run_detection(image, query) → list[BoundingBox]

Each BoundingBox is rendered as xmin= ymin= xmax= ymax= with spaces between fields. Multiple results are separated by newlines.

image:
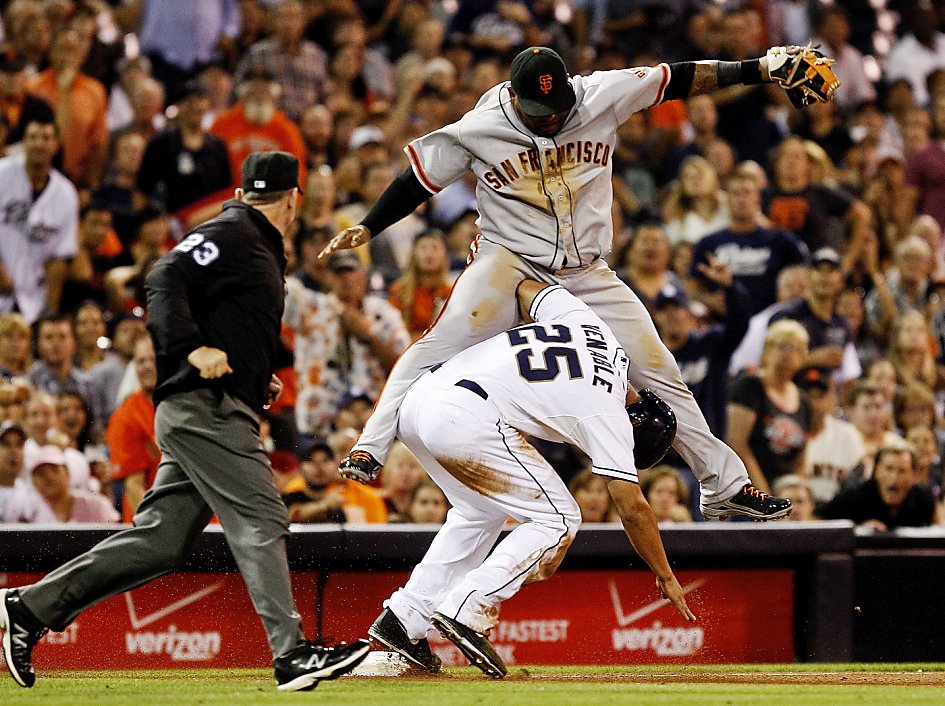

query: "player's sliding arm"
xmin=607 ymin=478 xmax=696 ymax=623
xmin=318 ymin=168 xmax=431 ymax=259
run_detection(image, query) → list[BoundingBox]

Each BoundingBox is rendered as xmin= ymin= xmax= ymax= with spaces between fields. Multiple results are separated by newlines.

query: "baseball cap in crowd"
xmin=0 ymin=420 xmax=25 ymax=442
xmin=811 ymin=247 xmax=841 ymax=269
xmin=0 ymin=50 xmax=27 ymax=73
xmin=299 ymin=440 xmax=334 ymax=462
xmin=177 ymin=78 xmax=210 ymax=102
xmin=795 ymin=367 xmax=830 ymax=392
xmin=242 ymin=63 xmax=275 ymax=83
xmin=241 ymin=151 xmax=302 ymax=194
xmin=26 ymin=445 xmax=66 ymax=474
xmin=510 ymin=47 xmax=576 ymax=117
xmin=348 ymin=125 xmax=386 ymax=151
xmin=328 ymin=251 xmax=363 ymax=272
xmin=653 ymin=284 xmax=692 ymax=310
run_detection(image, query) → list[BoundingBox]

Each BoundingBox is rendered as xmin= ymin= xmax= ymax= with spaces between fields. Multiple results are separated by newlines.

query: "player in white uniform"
xmin=0 ymin=117 xmax=78 ymax=323
xmin=366 ymin=281 xmax=695 ymax=678
xmin=322 ymin=47 xmax=794 ymax=520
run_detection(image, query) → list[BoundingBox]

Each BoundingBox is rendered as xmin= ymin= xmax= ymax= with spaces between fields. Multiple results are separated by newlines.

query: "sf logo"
xmin=539 ymin=74 xmax=553 ymax=94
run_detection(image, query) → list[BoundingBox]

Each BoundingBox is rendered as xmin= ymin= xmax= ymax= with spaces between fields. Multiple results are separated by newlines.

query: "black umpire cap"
xmin=242 ymin=151 xmax=303 ymax=194
xmin=510 ymin=47 xmax=576 ymax=117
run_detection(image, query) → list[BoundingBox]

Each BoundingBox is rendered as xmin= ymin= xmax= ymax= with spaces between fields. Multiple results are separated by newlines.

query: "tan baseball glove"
xmin=766 ymin=44 xmax=841 ymax=109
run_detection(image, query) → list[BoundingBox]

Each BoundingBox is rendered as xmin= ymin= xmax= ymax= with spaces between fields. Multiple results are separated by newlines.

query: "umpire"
xmin=0 ymin=152 xmax=369 ymax=692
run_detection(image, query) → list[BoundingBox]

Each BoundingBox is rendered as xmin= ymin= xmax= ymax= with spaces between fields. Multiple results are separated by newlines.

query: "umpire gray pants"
xmin=18 ymin=388 xmax=303 ymax=660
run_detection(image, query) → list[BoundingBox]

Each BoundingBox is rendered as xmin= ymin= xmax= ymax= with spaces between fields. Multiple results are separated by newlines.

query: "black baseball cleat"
xmin=430 ymin=612 xmax=506 ymax=679
xmin=701 ymin=484 xmax=793 ymax=521
xmin=274 ymin=638 xmax=371 ymax=692
xmin=339 ymin=450 xmax=383 ymax=484
xmin=0 ymin=588 xmax=48 ymax=688
xmin=368 ymin=608 xmax=442 ymax=673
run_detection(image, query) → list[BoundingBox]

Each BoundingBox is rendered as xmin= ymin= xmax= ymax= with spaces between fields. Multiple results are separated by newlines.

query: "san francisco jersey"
xmin=404 ymin=66 xmax=670 ymax=271
xmin=429 ymin=285 xmax=639 ymax=483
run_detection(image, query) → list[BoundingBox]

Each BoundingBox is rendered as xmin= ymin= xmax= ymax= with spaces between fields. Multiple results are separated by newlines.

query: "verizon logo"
xmin=126 ymin=625 xmax=221 ymax=661
xmin=609 ymin=578 xmax=706 ymax=657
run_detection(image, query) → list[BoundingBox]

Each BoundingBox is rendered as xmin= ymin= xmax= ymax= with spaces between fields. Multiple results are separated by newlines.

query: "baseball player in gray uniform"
xmin=321 ymin=46 xmax=801 ymax=520
xmin=369 ymin=280 xmax=696 ymax=678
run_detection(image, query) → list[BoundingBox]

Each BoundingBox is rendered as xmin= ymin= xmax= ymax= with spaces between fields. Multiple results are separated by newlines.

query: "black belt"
xmin=455 ymin=379 xmax=488 ymax=401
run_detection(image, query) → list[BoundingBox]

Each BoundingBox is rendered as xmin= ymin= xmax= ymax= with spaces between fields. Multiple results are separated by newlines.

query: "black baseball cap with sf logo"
xmin=510 ymin=47 xmax=576 ymax=117
xmin=241 ymin=151 xmax=303 ymax=194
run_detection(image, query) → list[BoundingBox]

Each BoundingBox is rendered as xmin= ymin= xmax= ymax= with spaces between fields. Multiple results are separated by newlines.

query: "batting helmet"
xmin=626 ymin=388 xmax=677 ymax=470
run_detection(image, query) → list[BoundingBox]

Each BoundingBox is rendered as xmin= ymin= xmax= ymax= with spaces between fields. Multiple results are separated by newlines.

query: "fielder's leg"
xmin=560 ymin=264 xmax=784 ymax=513
xmin=344 ymin=241 xmax=542 ymax=473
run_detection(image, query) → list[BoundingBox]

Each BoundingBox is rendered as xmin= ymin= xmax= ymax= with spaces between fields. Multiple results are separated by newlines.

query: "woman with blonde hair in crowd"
xmin=381 ymin=440 xmax=427 ymax=522
xmin=0 ymin=313 xmax=31 ymax=377
xmin=888 ymin=310 xmax=938 ymax=391
xmin=727 ymin=320 xmax=814 ymax=493
xmin=388 ymin=230 xmax=453 ymax=340
xmin=640 ymin=465 xmax=692 ymax=524
xmin=567 ymin=469 xmax=616 ymax=523
xmin=662 ymin=155 xmax=730 ymax=245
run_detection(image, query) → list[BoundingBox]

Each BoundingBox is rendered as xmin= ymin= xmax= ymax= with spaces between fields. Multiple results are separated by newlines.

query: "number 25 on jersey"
xmin=507 ymin=324 xmax=584 ymax=382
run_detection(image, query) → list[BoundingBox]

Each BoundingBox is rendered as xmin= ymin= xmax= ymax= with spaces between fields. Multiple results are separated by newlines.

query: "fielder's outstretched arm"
xmin=608 ymin=478 xmax=697 ymax=623
xmin=661 ymin=58 xmax=771 ymax=101
xmin=319 ymin=168 xmax=431 ymax=259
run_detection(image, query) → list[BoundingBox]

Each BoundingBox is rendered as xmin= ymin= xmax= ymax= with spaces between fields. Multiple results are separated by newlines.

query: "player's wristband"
xmin=717 ymin=60 xmax=763 ymax=87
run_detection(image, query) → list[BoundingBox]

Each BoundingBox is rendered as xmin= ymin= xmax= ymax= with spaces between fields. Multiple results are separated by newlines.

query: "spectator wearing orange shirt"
xmin=27 ymin=29 xmax=108 ymax=189
xmin=105 ymin=334 xmax=159 ymax=522
xmin=281 ymin=440 xmax=387 ymax=524
xmin=209 ymin=65 xmax=306 ymax=189
xmin=388 ymin=230 xmax=453 ymax=340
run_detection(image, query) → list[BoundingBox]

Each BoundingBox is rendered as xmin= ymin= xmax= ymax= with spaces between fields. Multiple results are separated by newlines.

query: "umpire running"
xmin=0 ymin=152 xmax=370 ymax=692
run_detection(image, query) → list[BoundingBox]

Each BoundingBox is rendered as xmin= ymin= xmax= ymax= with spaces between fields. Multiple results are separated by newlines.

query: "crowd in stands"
xmin=2 ymin=0 xmax=945 ymax=533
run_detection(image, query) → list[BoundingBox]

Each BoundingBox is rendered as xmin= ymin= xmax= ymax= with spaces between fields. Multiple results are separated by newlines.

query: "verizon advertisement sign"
xmin=1 ymin=571 xmax=317 ymax=669
xmin=2 ymin=568 xmax=793 ymax=669
xmin=322 ymin=568 xmax=795 ymax=665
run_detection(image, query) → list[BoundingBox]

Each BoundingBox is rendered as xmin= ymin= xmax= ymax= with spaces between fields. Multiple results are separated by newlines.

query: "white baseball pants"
xmin=356 ymin=239 xmax=748 ymax=508
xmin=386 ymin=372 xmax=581 ymax=637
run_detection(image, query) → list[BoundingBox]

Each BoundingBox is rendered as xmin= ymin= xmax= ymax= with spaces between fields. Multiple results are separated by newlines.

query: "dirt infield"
xmin=511 ymin=669 xmax=945 ymax=686
xmin=362 ymin=665 xmax=945 ymax=687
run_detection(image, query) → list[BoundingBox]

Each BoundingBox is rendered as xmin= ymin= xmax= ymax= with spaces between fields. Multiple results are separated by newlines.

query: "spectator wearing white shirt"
xmin=0 ymin=118 xmax=78 ymax=322
xmin=811 ymin=6 xmax=875 ymax=113
xmin=9 ymin=445 xmax=118 ymax=524
xmin=798 ymin=367 xmax=866 ymax=503
xmin=885 ymin=5 xmax=945 ymax=107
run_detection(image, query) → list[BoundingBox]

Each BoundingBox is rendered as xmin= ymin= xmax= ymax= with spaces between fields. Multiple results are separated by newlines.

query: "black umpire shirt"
xmin=146 ymin=199 xmax=287 ymax=413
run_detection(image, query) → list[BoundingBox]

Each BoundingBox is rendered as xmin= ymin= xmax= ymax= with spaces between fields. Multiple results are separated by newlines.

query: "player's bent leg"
xmin=384 ymin=378 xmax=507 ymax=649
xmin=414 ymin=393 xmax=580 ymax=677
xmin=345 ymin=241 xmax=538 ymax=471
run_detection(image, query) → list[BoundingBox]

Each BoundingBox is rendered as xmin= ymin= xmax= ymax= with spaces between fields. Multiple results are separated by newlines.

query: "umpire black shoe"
xmin=339 ymin=450 xmax=383 ymax=484
xmin=368 ymin=608 xmax=442 ymax=673
xmin=702 ymin=484 xmax=793 ymax=521
xmin=430 ymin=612 xmax=506 ymax=679
xmin=274 ymin=638 xmax=371 ymax=692
xmin=0 ymin=588 xmax=48 ymax=688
